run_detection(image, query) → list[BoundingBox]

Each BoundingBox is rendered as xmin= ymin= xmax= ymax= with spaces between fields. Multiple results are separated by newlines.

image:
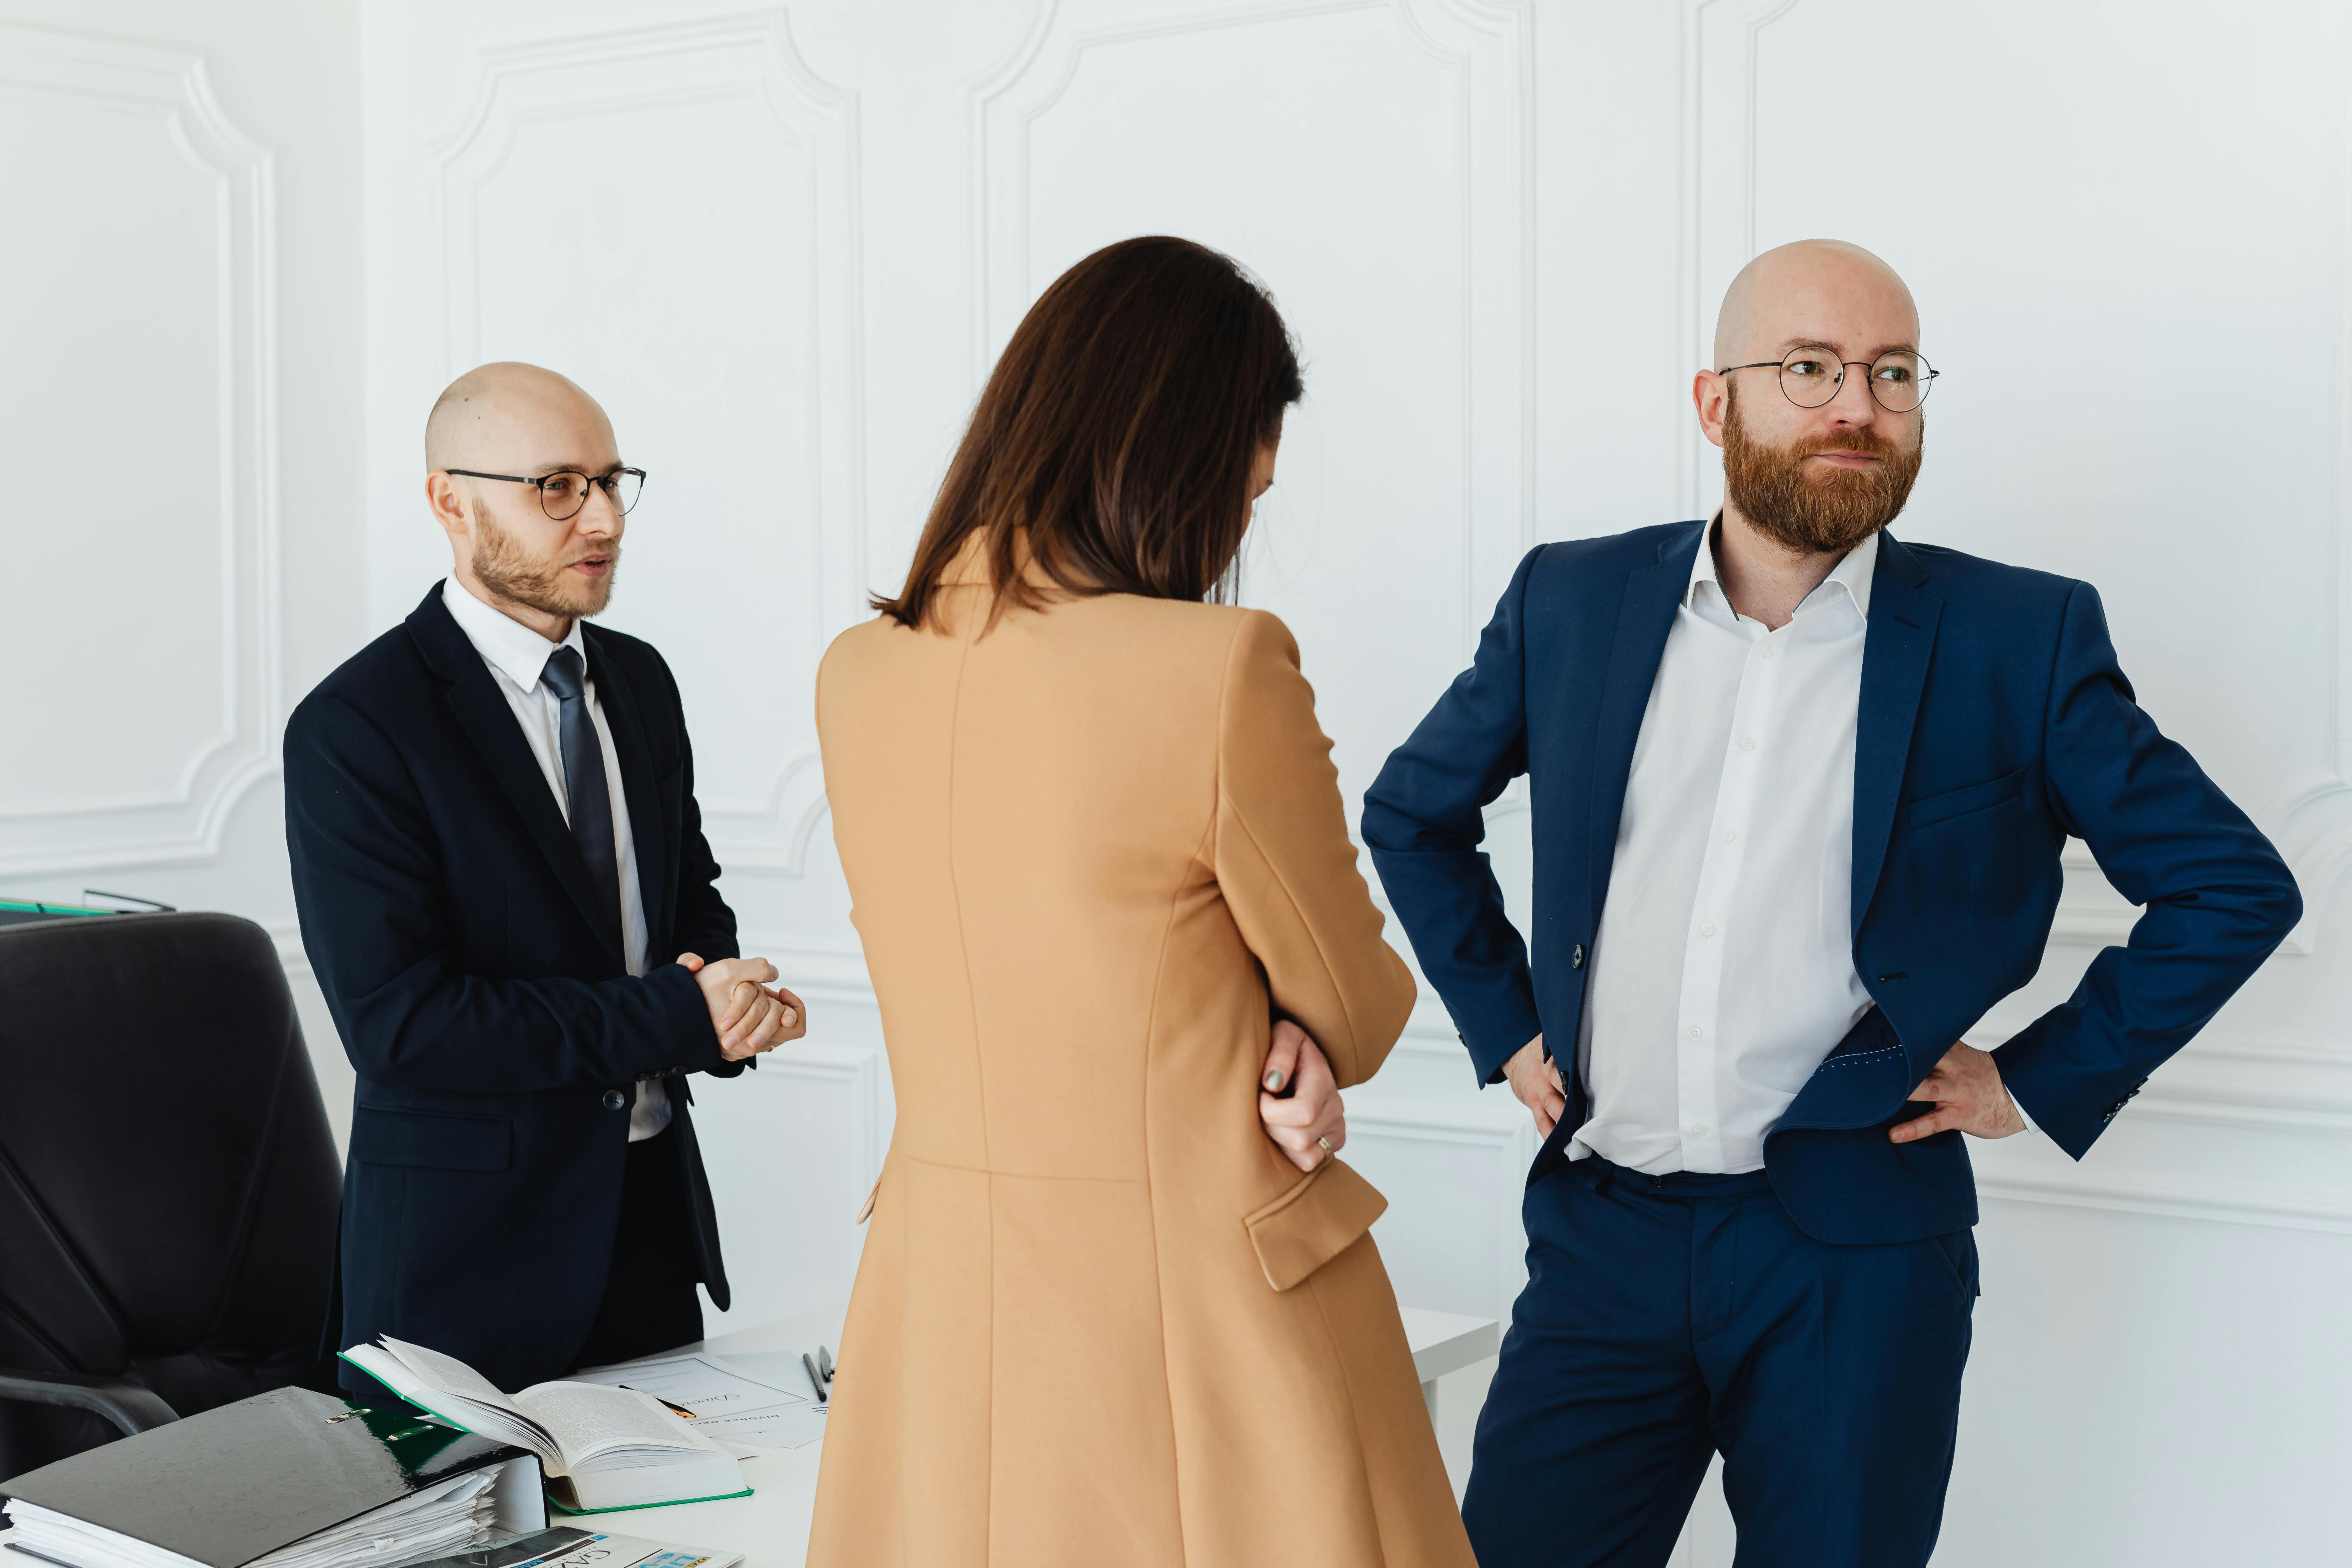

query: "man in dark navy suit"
xmin=287 ymin=362 xmax=805 ymax=1392
xmin=1365 ymin=241 xmax=2301 ymax=1566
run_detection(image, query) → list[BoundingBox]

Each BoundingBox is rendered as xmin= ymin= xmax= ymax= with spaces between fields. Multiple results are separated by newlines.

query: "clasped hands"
xmin=677 ymin=952 xmax=808 ymax=1061
xmin=1501 ymin=1035 xmax=2025 ymax=1143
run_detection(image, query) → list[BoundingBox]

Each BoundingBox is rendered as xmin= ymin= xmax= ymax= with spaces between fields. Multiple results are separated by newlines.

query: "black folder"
xmin=0 ymin=1386 xmax=542 ymax=1568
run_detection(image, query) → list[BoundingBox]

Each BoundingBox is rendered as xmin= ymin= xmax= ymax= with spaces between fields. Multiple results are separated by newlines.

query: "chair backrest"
xmin=0 ymin=912 xmax=341 ymax=1477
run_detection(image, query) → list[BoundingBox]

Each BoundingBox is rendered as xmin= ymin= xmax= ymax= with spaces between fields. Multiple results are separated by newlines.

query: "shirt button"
xmin=1700 ymin=923 xmax=1716 ymax=937
xmin=602 ymin=1088 xmax=627 ymax=1111
xmin=1688 ymin=1026 xmax=1703 ymax=1039
xmin=1758 ymin=645 xmax=1774 ymax=659
xmin=1721 ymin=829 xmax=1736 ymax=843
xmin=1689 ymin=1123 xmax=1708 ymax=1138
xmin=1738 ymin=737 xmax=1756 ymax=752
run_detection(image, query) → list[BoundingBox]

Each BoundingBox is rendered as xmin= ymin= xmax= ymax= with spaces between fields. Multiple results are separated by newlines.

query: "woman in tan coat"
xmin=807 ymin=237 xmax=1475 ymax=1568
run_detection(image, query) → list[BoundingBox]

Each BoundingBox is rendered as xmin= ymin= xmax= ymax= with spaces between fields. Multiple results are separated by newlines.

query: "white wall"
xmin=9 ymin=0 xmax=2348 ymax=1560
xmin=0 ymin=0 xmax=364 ymax=1135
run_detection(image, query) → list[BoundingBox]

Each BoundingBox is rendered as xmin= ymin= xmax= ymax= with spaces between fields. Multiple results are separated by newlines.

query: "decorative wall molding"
xmin=752 ymin=1037 xmax=889 ymax=1200
xmin=1960 ymin=1025 xmax=2352 ymax=1234
xmin=429 ymin=10 xmax=863 ymax=872
xmin=1345 ymin=1093 xmax=1537 ymax=1316
xmin=0 ymin=22 xmax=280 ymax=876
xmin=750 ymin=932 xmax=879 ymax=1009
xmin=1977 ymin=1165 xmax=2352 ymax=1237
xmin=1673 ymin=0 xmax=1802 ymax=519
xmin=965 ymin=0 xmax=1534 ymax=655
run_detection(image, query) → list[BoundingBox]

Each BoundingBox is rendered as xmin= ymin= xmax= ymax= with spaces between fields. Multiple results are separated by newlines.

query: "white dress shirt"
xmin=440 ymin=579 xmax=669 ymax=1141
xmin=1570 ymin=527 xmax=1882 ymax=1174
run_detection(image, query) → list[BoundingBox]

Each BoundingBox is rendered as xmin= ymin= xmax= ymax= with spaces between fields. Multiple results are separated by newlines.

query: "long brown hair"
xmin=874 ymin=236 xmax=1303 ymax=629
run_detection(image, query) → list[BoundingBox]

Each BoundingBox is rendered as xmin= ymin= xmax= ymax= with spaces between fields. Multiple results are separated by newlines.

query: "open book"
xmin=340 ymin=1337 xmax=749 ymax=1514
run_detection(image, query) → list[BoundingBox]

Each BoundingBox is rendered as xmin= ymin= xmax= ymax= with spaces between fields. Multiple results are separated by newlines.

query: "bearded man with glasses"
xmin=1366 ymin=240 xmax=2299 ymax=1566
xmin=286 ymin=360 xmax=806 ymax=1395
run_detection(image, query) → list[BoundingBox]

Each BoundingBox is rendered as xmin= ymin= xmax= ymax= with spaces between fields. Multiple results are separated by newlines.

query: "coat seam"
xmin=938 ymin=624 xmax=996 ymax=1561
xmin=1138 ymin=809 xmax=1216 ymax=1565
xmin=1304 ymin=1258 xmax=1390 ymax=1568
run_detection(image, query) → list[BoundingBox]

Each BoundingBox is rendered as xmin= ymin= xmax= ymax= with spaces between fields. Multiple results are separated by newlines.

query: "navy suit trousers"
xmin=1464 ymin=1157 xmax=1976 ymax=1568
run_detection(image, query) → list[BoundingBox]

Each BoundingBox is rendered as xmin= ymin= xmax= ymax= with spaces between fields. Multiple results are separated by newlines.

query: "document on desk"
xmin=567 ymin=1352 xmax=828 ymax=1450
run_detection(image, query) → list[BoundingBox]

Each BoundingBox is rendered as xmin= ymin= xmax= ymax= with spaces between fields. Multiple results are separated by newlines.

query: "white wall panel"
xmin=0 ymin=0 xmax=364 ymax=1153
xmin=979 ymin=0 xmax=1531 ymax=804
xmin=0 ymin=23 xmax=278 ymax=874
xmin=431 ymin=13 xmax=862 ymax=872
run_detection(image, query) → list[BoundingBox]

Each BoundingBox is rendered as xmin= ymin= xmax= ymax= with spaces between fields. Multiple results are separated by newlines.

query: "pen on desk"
xmin=803 ymin=1351 xmax=831 ymax=1405
xmin=620 ymin=1385 xmax=698 ymax=1419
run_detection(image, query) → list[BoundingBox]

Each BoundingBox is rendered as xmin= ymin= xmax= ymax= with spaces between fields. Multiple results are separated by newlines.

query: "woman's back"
xmin=808 ymin=547 xmax=1474 ymax=1566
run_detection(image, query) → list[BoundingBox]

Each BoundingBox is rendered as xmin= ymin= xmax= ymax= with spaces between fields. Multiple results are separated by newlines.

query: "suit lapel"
xmin=586 ymin=628 xmax=670 ymax=959
xmin=1586 ymin=523 xmax=1707 ymax=926
xmin=1849 ymin=532 xmax=1943 ymax=937
xmin=406 ymin=587 xmax=623 ymax=969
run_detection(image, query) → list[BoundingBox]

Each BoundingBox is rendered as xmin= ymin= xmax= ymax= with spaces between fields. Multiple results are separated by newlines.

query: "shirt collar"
xmin=440 ymin=576 xmax=584 ymax=694
xmin=1687 ymin=518 xmax=1879 ymax=623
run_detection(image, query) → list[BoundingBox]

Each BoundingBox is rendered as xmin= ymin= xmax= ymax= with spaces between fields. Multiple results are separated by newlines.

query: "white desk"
xmin=635 ymin=1303 xmax=1497 ymax=1567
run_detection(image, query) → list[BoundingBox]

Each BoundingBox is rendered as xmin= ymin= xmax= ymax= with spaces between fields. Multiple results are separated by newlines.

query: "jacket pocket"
xmin=1908 ymin=766 xmax=2025 ymax=830
xmin=349 ymin=1107 xmax=512 ymax=1172
xmin=1242 ymin=1158 xmax=1389 ymax=1292
xmin=1927 ymin=1226 xmax=1981 ymax=1300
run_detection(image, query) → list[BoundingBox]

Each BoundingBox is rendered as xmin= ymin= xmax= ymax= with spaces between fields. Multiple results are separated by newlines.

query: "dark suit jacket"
xmin=1364 ymin=524 xmax=2302 ymax=1244
xmin=287 ymin=584 xmax=744 ymax=1389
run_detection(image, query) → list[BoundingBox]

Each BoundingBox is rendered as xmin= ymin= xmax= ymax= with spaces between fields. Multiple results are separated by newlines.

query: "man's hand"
xmin=1503 ymin=1035 xmax=1567 ymax=1138
xmin=1259 ymin=1019 xmax=1346 ymax=1173
xmin=1891 ymin=1042 xmax=2026 ymax=1144
xmin=678 ymin=953 xmax=804 ymax=1060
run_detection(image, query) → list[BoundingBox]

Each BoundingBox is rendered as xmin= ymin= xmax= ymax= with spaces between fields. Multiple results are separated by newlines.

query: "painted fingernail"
xmin=1265 ymin=1071 xmax=1285 ymax=1091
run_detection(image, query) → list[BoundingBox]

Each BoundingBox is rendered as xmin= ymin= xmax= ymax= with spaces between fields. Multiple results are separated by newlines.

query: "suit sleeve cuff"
xmin=1465 ymin=997 xmax=1546 ymax=1087
xmin=649 ymin=961 xmax=728 ymax=1073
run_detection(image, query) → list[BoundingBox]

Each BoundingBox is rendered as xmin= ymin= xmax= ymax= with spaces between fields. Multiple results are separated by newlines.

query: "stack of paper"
xmin=566 ymin=1352 xmax=827 ymax=1451
xmin=6 ymin=1470 xmax=497 ymax=1568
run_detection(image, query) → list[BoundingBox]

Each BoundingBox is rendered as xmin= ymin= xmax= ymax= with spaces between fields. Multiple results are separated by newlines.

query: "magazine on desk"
xmin=407 ymin=1527 xmax=738 ymax=1568
xmin=338 ymin=1339 xmax=749 ymax=1514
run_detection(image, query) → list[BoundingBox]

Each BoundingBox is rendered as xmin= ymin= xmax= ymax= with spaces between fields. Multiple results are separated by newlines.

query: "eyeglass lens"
xmin=537 ymin=470 xmax=644 ymax=520
xmin=1778 ymin=350 xmax=1930 ymax=413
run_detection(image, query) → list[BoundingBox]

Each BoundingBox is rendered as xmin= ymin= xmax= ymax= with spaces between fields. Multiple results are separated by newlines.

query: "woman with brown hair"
xmin=806 ymin=236 xmax=1474 ymax=1567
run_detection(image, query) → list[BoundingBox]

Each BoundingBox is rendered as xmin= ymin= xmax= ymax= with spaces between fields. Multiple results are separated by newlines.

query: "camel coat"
xmin=805 ymin=541 xmax=1475 ymax=1567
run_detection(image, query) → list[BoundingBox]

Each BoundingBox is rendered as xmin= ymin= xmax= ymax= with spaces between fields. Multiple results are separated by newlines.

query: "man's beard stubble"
xmin=1721 ymin=388 xmax=1923 ymax=557
xmin=472 ymin=507 xmax=617 ymax=621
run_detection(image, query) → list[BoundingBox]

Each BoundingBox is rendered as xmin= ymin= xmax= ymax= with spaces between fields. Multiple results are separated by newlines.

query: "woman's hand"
xmin=1259 ymin=1019 xmax=1345 ymax=1172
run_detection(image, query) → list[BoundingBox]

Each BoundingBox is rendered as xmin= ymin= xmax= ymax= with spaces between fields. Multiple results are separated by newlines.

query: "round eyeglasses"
xmin=446 ymin=467 xmax=646 ymax=521
xmin=1719 ymin=349 xmax=1937 ymax=414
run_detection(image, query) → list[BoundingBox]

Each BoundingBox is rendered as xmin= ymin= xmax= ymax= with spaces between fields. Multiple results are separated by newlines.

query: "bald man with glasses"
xmin=1367 ymin=242 xmax=2300 ymax=1565
xmin=287 ymin=361 xmax=806 ymax=1393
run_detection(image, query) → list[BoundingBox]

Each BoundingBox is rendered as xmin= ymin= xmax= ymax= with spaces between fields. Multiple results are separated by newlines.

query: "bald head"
xmin=1713 ymin=239 xmax=1917 ymax=370
xmin=424 ymin=362 xmax=629 ymax=637
xmin=425 ymin=361 xmax=615 ymax=472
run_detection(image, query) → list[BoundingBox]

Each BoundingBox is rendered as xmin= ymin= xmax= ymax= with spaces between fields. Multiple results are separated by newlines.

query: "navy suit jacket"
xmin=1365 ymin=523 xmax=2302 ymax=1244
xmin=287 ymin=585 xmax=744 ymax=1389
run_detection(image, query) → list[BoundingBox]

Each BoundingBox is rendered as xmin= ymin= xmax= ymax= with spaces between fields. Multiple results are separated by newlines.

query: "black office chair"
xmin=0 ymin=911 xmax=342 ymax=1479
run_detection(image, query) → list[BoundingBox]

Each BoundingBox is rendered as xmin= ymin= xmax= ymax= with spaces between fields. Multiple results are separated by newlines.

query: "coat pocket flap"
xmin=349 ymin=1107 xmax=511 ymax=1171
xmin=1242 ymin=1158 xmax=1389 ymax=1292
xmin=1907 ymin=765 xmax=2025 ymax=829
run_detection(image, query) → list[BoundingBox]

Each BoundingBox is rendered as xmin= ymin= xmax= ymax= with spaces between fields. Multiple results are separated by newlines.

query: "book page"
xmin=511 ymin=1384 xmax=716 ymax=1467
xmin=379 ymin=1336 xmax=526 ymax=1413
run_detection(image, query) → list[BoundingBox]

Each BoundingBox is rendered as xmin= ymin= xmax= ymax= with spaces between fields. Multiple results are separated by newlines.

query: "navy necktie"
xmin=539 ymin=646 xmax=623 ymax=955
